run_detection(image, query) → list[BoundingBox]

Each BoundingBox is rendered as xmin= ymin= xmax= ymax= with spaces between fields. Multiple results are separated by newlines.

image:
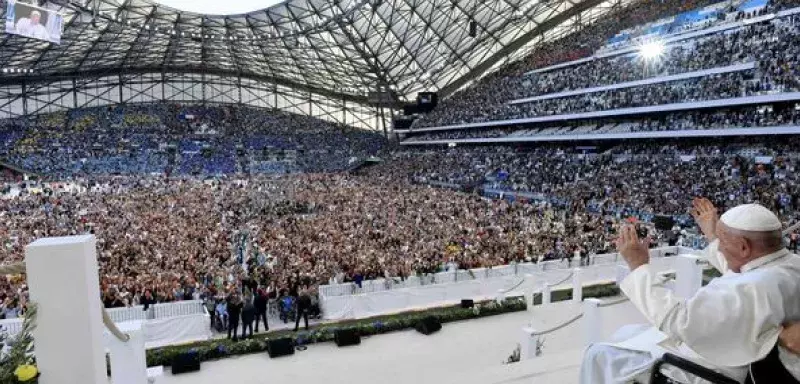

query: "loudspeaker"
xmin=415 ymin=316 xmax=442 ymax=335
xmin=171 ymin=351 xmax=200 ymax=374
xmin=403 ymin=104 xmax=420 ymax=115
xmin=334 ymin=328 xmax=361 ymax=347
xmin=461 ymin=299 xmax=474 ymax=308
xmin=266 ymin=337 xmax=295 ymax=358
xmin=653 ymin=215 xmax=675 ymax=231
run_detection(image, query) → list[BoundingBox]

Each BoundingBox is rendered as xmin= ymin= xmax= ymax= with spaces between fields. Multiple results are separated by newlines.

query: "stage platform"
xmin=159 ymin=297 xmax=646 ymax=384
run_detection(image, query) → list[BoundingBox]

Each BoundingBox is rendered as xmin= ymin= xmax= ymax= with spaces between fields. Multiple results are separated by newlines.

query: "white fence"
xmin=103 ymin=299 xmax=206 ymax=322
xmin=320 ymin=247 xmax=677 ymax=298
xmin=2 ymin=300 xmax=210 ymax=349
xmin=320 ymin=247 xmax=686 ymax=320
xmin=0 ymin=318 xmax=23 ymax=335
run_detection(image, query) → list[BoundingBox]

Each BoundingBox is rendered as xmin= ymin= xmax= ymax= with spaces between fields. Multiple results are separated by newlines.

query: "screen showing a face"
xmin=5 ymin=0 xmax=63 ymax=44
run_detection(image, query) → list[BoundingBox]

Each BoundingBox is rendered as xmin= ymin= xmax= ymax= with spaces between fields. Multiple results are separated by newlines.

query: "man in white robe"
xmin=581 ymin=198 xmax=800 ymax=383
xmin=15 ymin=10 xmax=50 ymax=41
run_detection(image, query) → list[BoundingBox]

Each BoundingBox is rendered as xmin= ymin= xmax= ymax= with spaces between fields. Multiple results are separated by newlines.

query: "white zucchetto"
xmin=719 ymin=204 xmax=782 ymax=232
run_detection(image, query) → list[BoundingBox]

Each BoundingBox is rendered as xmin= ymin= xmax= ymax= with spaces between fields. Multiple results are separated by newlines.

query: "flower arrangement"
xmin=0 ymin=304 xmax=39 ymax=383
xmin=535 ymin=338 xmax=545 ymax=357
xmin=504 ymin=344 xmax=521 ymax=364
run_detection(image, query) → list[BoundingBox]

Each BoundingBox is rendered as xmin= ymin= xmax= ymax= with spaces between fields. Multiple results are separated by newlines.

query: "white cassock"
xmin=15 ymin=18 xmax=50 ymax=41
xmin=581 ymin=207 xmax=800 ymax=383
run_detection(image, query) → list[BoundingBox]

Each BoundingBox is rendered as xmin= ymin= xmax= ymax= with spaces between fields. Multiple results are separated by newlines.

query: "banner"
xmin=755 ymin=156 xmax=774 ymax=164
xmin=5 ymin=0 xmax=63 ymax=44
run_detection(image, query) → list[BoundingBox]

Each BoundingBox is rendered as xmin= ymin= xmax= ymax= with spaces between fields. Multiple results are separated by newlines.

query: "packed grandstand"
xmin=0 ymin=0 xmax=800 ymax=377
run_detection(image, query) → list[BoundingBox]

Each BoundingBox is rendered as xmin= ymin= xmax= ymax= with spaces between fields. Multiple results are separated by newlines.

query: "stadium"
xmin=1 ymin=0 xmax=800 ymax=383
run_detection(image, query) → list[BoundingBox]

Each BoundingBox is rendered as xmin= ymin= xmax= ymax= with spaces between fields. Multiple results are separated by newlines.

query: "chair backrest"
xmin=651 ymin=353 xmax=739 ymax=384
xmin=746 ymin=345 xmax=800 ymax=384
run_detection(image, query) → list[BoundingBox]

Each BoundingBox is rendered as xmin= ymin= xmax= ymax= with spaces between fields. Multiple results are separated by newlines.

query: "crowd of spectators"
xmin=512 ymin=18 xmax=798 ymax=100
xmin=0 ymin=104 xmax=386 ymax=178
xmin=413 ymin=0 xmax=800 ymax=128
xmin=382 ymin=138 xmax=800 ymax=220
xmin=403 ymin=103 xmax=800 ymax=142
xmin=5 ymin=0 xmax=800 ymax=327
xmin=1 ymin=135 xmax=800 ymax=320
xmin=0 ymin=172 xmax=611 ymax=318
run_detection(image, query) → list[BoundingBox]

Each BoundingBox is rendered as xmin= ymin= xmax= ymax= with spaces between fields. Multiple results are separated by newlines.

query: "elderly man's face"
xmin=30 ymin=13 xmax=41 ymax=25
xmin=715 ymin=222 xmax=751 ymax=273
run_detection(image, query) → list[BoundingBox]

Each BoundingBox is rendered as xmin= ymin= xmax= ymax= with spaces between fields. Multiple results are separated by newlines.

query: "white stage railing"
xmin=0 ymin=318 xmax=23 ymax=335
xmin=2 ymin=300 xmax=210 ymax=349
xmin=153 ymin=300 xmax=205 ymax=319
xmin=320 ymin=247 xmax=678 ymax=298
xmin=107 ymin=306 xmax=149 ymax=323
xmin=519 ymin=253 xmax=707 ymax=361
xmin=320 ymin=247 xmax=689 ymax=321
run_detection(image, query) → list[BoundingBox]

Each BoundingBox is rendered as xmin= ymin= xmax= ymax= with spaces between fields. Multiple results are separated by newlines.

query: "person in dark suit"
xmin=293 ymin=284 xmax=312 ymax=332
xmin=141 ymin=289 xmax=156 ymax=312
xmin=227 ymin=293 xmax=243 ymax=341
xmin=254 ymin=288 xmax=269 ymax=332
xmin=240 ymin=290 xmax=255 ymax=339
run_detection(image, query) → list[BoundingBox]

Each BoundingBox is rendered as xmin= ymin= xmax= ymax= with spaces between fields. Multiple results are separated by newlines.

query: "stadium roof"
xmin=0 ymin=0 xmax=615 ymax=104
xmin=153 ymin=1 xmax=286 ymax=16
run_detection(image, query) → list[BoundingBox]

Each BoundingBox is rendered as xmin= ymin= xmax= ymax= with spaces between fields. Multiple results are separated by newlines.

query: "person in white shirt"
xmin=14 ymin=10 xmax=50 ymax=41
xmin=581 ymin=198 xmax=800 ymax=383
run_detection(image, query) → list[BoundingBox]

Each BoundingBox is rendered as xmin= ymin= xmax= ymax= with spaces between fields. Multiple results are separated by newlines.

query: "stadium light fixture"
xmin=639 ymin=41 xmax=665 ymax=60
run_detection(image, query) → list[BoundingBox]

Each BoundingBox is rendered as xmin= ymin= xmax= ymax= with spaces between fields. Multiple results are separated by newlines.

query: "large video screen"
xmin=5 ymin=1 xmax=64 ymax=44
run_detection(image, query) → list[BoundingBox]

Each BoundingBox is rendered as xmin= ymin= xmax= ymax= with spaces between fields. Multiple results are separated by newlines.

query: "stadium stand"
xmin=409 ymin=0 xmax=800 ymax=131
xmin=0 ymin=104 xmax=386 ymax=177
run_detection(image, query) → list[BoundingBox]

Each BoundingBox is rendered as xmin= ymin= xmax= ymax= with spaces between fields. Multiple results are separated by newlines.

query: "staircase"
xmin=237 ymin=151 xmax=250 ymax=175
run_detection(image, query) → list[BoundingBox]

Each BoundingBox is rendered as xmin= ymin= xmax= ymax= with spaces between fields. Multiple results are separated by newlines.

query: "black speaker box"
xmin=266 ymin=337 xmax=295 ymax=358
xmin=171 ymin=351 xmax=201 ymax=374
xmin=415 ymin=316 xmax=442 ymax=335
xmin=653 ymin=215 xmax=675 ymax=231
xmin=461 ymin=299 xmax=474 ymax=308
xmin=334 ymin=328 xmax=361 ymax=347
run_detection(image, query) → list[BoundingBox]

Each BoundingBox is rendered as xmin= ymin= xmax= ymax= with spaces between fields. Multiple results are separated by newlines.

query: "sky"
xmin=153 ymin=0 xmax=284 ymax=15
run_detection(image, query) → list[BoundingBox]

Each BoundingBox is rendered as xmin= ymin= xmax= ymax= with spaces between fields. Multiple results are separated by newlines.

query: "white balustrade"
xmin=524 ymin=274 xmax=535 ymax=310
xmin=616 ymin=265 xmax=630 ymax=285
xmin=572 ymin=268 xmax=583 ymax=303
xmin=520 ymin=326 xmax=539 ymax=360
xmin=319 ymin=246 xmax=682 ymax=298
xmin=542 ymin=285 xmax=551 ymax=305
xmin=579 ymin=254 xmax=707 ymax=347
xmin=153 ymin=300 xmax=204 ymax=319
xmin=107 ymin=321 xmax=148 ymax=384
xmin=107 ymin=306 xmax=148 ymax=323
xmin=582 ymin=298 xmax=603 ymax=347
xmin=675 ymin=255 xmax=703 ymax=299
xmin=517 ymin=262 xmax=543 ymax=275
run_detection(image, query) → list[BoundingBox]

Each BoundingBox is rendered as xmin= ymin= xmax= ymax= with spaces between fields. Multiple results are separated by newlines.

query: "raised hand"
xmin=691 ymin=197 xmax=719 ymax=242
xmin=616 ymin=225 xmax=650 ymax=270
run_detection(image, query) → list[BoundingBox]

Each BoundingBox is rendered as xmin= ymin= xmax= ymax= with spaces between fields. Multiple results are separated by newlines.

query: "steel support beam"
xmin=438 ymin=0 xmax=607 ymax=98
xmin=0 ymin=67 xmax=370 ymax=104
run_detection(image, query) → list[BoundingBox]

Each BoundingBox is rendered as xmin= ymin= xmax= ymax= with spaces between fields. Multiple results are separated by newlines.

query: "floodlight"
xmin=639 ymin=41 xmax=665 ymax=59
